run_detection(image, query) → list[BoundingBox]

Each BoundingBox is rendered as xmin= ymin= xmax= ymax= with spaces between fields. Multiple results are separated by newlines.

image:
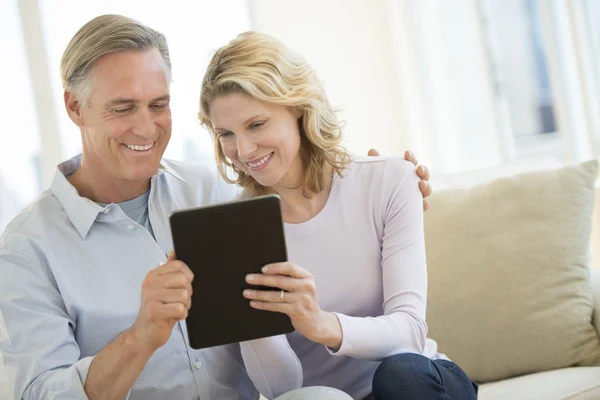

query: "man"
xmin=0 ymin=14 xmax=432 ymax=400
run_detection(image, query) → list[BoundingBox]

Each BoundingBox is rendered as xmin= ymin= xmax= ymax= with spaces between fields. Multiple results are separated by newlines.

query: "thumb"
xmin=167 ymin=251 xmax=176 ymax=261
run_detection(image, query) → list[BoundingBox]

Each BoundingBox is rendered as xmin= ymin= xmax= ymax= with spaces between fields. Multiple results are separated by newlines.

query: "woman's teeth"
xmin=247 ymin=153 xmax=272 ymax=168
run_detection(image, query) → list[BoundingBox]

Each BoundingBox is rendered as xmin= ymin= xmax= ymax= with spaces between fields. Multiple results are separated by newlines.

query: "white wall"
xmin=248 ymin=0 xmax=407 ymax=157
xmin=247 ymin=0 xmax=504 ymax=174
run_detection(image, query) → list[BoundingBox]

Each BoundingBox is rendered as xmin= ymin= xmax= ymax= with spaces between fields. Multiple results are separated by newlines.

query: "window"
xmin=39 ymin=0 xmax=252 ymax=163
xmin=480 ymin=0 xmax=560 ymax=159
xmin=586 ymin=0 xmax=600 ymax=67
xmin=0 ymin=1 xmax=43 ymax=230
xmin=1 ymin=1 xmax=251 ymax=230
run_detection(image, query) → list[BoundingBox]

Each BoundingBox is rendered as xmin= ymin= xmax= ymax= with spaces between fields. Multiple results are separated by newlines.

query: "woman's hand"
xmin=244 ymin=262 xmax=343 ymax=350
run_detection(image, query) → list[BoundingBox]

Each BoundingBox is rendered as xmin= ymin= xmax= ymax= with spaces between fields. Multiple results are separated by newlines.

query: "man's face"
xmin=70 ymin=48 xmax=172 ymax=184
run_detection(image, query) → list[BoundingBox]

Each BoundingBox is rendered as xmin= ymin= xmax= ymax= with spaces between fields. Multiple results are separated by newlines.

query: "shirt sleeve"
xmin=329 ymin=157 xmax=428 ymax=360
xmin=216 ymin=177 xmax=239 ymax=203
xmin=0 ymin=244 xmax=130 ymax=400
xmin=240 ymin=335 xmax=303 ymax=399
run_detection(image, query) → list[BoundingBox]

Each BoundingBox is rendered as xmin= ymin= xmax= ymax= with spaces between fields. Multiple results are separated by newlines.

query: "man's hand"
xmin=130 ymin=251 xmax=194 ymax=351
xmin=368 ymin=148 xmax=432 ymax=211
xmin=85 ymin=251 xmax=193 ymax=400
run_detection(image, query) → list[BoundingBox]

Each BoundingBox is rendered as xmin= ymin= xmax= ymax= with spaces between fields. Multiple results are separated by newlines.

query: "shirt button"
xmin=194 ymin=360 xmax=202 ymax=369
xmin=127 ymin=224 xmax=134 ymax=230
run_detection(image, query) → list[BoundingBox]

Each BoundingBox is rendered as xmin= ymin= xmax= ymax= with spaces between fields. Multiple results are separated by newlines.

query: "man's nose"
xmin=132 ymin=108 xmax=155 ymax=139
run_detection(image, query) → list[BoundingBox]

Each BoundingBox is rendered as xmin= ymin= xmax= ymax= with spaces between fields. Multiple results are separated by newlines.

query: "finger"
xmin=156 ymin=302 xmax=189 ymax=321
xmin=162 ymin=272 xmax=193 ymax=291
xmin=423 ymin=199 xmax=429 ymax=212
xmin=157 ymin=260 xmax=186 ymax=275
xmin=404 ymin=150 xmax=418 ymax=166
xmin=244 ymin=289 xmax=291 ymax=303
xmin=160 ymin=288 xmax=192 ymax=309
xmin=246 ymin=273 xmax=299 ymax=291
xmin=249 ymin=300 xmax=292 ymax=314
xmin=158 ymin=260 xmax=194 ymax=282
xmin=167 ymin=251 xmax=176 ymax=262
xmin=416 ymin=165 xmax=430 ymax=181
xmin=419 ymin=180 xmax=432 ymax=198
xmin=262 ymin=262 xmax=312 ymax=279
xmin=367 ymin=148 xmax=380 ymax=157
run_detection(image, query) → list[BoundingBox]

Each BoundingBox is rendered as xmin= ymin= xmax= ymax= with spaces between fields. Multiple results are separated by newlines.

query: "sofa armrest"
xmin=592 ymin=268 xmax=600 ymax=336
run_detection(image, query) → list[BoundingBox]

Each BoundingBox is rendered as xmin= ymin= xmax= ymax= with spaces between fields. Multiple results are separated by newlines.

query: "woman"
xmin=198 ymin=32 xmax=478 ymax=400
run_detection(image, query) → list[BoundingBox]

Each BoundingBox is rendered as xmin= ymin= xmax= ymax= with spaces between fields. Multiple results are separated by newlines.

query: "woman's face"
xmin=210 ymin=92 xmax=304 ymax=189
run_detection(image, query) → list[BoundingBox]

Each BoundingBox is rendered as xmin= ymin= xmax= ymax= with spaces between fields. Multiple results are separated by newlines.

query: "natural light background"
xmin=1 ymin=0 xmax=599 ymax=231
xmin=39 ymin=0 xmax=251 ymax=162
xmin=1 ymin=1 xmax=600 ymax=398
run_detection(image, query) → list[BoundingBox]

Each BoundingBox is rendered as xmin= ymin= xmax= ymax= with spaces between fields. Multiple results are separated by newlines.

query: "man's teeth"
xmin=125 ymin=143 xmax=154 ymax=151
xmin=247 ymin=153 xmax=272 ymax=168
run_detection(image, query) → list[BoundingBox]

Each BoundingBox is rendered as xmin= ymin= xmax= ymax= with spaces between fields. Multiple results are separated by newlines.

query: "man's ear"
xmin=64 ymin=90 xmax=84 ymax=126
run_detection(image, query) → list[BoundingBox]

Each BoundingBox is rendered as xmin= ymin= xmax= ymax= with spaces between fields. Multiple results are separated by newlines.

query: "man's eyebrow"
xmin=104 ymin=98 xmax=138 ymax=108
xmin=104 ymin=95 xmax=170 ymax=108
xmin=150 ymin=95 xmax=170 ymax=103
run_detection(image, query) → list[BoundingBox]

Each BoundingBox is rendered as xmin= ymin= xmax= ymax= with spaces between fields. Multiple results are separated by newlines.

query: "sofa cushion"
xmin=479 ymin=367 xmax=600 ymax=400
xmin=424 ymin=160 xmax=600 ymax=383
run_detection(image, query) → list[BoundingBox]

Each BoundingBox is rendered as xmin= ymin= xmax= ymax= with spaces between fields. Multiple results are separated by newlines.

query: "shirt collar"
xmin=156 ymin=160 xmax=186 ymax=183
xmin=51 ymin=154 xmax=186 ymax=239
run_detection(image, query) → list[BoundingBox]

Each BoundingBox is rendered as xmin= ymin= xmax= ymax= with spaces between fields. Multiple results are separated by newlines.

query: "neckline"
xmin=283 ymin=171 xmax=341 ymax=235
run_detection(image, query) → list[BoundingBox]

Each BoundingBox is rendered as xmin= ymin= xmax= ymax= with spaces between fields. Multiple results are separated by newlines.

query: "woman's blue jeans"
xmin=372 ymin=353 xmax=478 ymax=400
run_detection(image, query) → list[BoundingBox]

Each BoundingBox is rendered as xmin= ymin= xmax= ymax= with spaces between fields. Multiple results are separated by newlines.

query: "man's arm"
xmin=0 ymin=245 xmax=93 ymax=399
xmin=84 ymin=252 xmax=193 ymax=400
xmin=0 ymin=246 xmax=192 ymax=400
xmin=83 ymin=329 xmax=154 ymax=400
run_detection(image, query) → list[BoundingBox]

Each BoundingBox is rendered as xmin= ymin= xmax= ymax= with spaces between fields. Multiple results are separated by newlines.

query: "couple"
xmin=0 ymin=14 xmax=477 ymax=400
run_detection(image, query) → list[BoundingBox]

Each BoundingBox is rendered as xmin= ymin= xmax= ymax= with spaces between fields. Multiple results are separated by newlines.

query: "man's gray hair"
xmin=60 ymin=14 xmax=172 ymax=103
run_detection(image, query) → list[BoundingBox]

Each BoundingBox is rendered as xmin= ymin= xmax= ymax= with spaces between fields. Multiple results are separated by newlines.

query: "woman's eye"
xmin=218 ymin=131 xmax=233 ymax=138
xmin=249 ymin=122 xmax=265 ymax=130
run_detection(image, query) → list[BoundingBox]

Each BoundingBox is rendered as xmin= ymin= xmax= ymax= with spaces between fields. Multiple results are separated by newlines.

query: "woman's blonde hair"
xmin=198 ymin=31 xmax=351 ymax=197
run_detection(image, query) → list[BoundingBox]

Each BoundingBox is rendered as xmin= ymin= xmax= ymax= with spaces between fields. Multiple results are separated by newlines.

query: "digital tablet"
xmin=169 ymin=194 xmax=294 ymax=349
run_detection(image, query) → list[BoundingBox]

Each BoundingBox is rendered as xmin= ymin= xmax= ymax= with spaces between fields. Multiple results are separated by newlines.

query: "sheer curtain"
xmin=248 ymin=0 xmax=600 ymax=176
xmin=39 ymin=0 xmax=252 ymax=163
xmin=0 ymin=1 xmax=43 ymax=231
xmin=0 ymin=0 xmax=252 ymax=231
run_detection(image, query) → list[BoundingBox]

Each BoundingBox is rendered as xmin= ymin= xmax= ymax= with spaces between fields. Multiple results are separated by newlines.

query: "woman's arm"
xmin=330 ymin=157 xmax=428 ymax=360
xmin=239 ymin=335 xmax=303 ymax=399
xmin=244 ymin=157 xmax=428 ymax=361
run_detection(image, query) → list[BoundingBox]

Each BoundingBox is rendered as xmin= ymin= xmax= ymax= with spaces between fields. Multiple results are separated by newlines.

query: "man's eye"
xmin=113 ymin=108 xmax=133 ymax=114
xmin=151 ymin=104 xmax=168 ymax=110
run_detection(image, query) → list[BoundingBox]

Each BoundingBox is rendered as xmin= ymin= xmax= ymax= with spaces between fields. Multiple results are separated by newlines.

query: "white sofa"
xmin=426 ymin=159 xmax=600 ymax=400
xmin=3 ymin=160 xmax=599 ymax=400
xmin=477 ymin=269 xmax=600 ymax=400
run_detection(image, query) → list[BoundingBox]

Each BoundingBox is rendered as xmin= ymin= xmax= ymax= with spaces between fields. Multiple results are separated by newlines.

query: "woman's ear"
xmin=292 ymin=107 xmax=303 ymax=119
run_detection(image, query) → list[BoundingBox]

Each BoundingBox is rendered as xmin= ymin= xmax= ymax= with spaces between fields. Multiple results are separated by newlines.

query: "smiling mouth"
xmin=124 ymin=142 xmax=155 ymax=151
xmin=246 ymin=152 xmax=273 ymax=168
